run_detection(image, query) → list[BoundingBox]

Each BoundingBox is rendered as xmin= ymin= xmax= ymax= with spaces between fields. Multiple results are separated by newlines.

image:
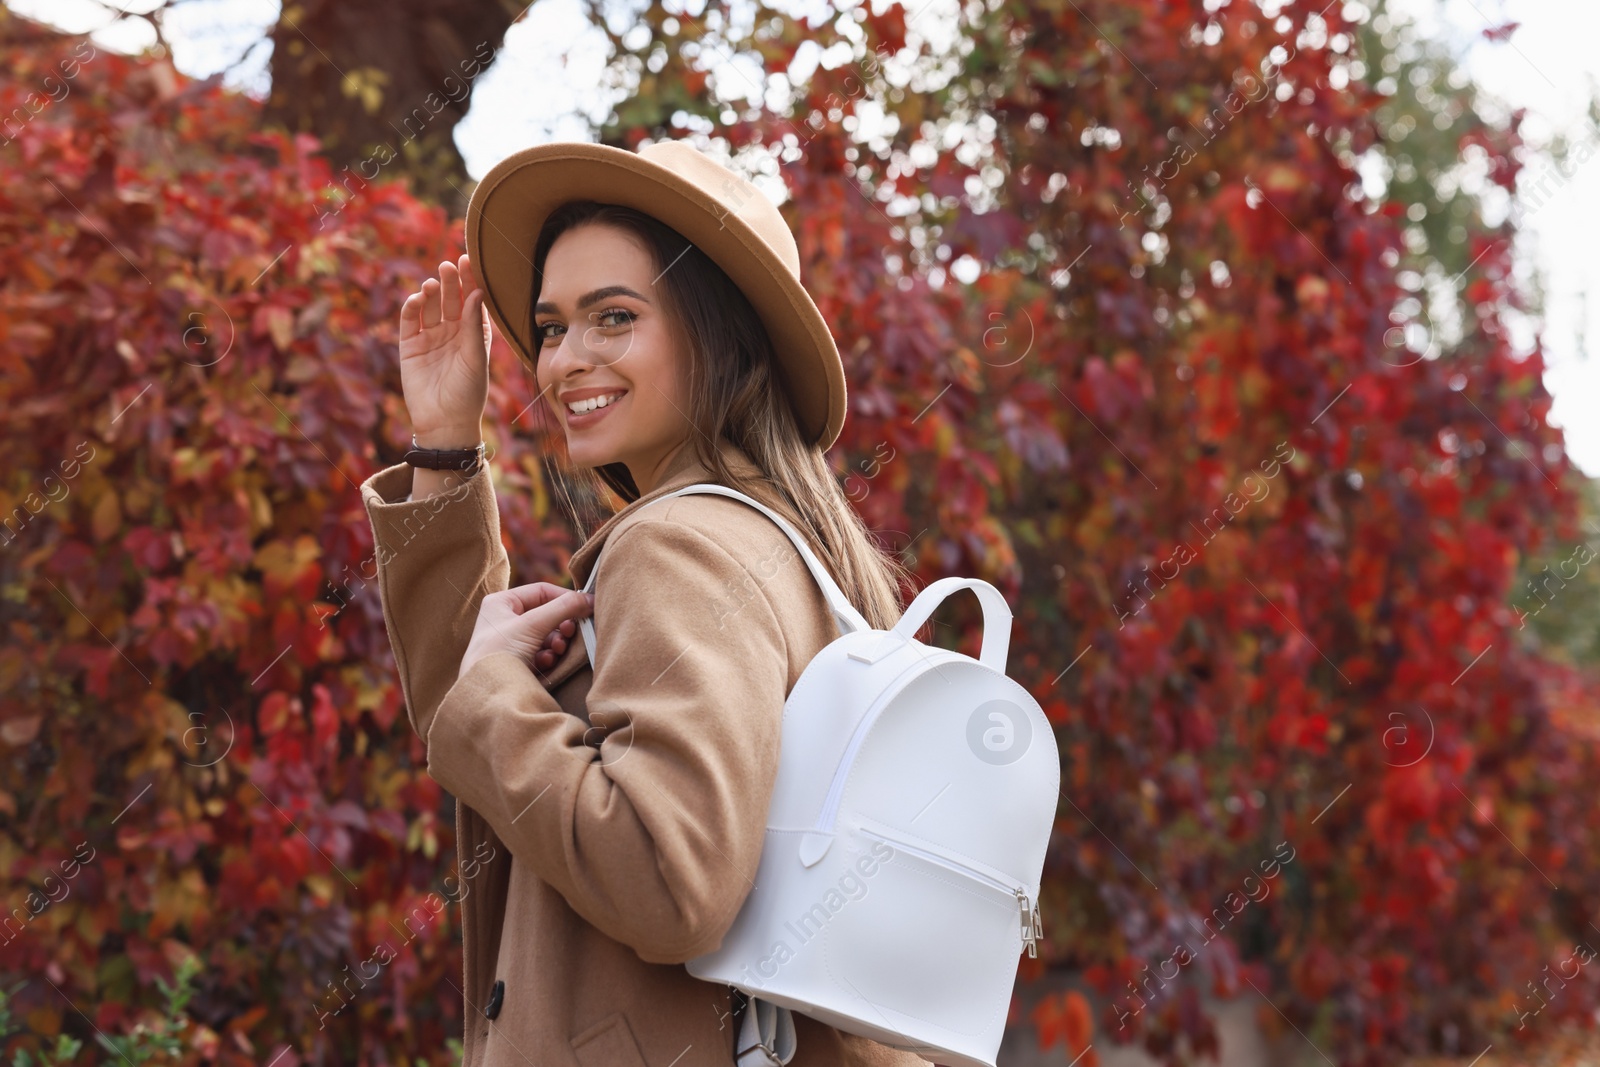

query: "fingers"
xmin=509 ymin=592 xmax=589 ymax=665
xmin=456 ymin=255 xmax=491 ymax=350
xmin=420 ymin=258 xmax=458 ymax=332
xmin=440 ymin=260 xmax=462 ymax=322
xmin=535 ymin=637 xmax=564 ymax=670
xmin=419 ymin=277 xmax=441 ymax=330
xmin=399 ymin=291 xmax=421 ymax=340
xmin=498 ymin=582 xmax=595 ymax=616
xmin=535 ymin=619 xmax=575 ymax=667
xmin=479 ymin=587 xmax=587 ymax=674
xmin=520 ymin=593 xmax=591 ymax=647
xmin=534 ymin=617 xmax=578 ymax=670
xmin=495 ymin=582 xmax=563 ymax=613
xmin=402 ymin=256 xmax=478 ymax=341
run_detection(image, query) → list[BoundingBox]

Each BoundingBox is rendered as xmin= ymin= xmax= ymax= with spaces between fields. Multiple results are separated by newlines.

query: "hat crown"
xmin=638 ymin=141 xmax=801 ymax=279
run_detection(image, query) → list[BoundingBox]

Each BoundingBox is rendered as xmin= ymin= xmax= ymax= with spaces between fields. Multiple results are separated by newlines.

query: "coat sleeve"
xmin=423 ymin=517 xmax=790 ymax=965
xmin=359 ymin=460 xmax=510 ymax=744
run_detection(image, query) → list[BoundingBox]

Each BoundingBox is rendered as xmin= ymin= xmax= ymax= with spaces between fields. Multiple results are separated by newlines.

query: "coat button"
xmin=484 ymin=979 xmax=504 ymax=1020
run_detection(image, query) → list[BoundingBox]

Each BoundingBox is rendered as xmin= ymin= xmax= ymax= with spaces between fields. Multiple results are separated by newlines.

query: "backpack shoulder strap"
xmin=576 ymin=483 xmax=872 ymax=672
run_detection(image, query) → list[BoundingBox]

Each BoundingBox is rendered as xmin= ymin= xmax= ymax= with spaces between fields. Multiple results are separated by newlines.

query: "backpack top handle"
xmin=890 ymin=576 xmax=1014 ymax=674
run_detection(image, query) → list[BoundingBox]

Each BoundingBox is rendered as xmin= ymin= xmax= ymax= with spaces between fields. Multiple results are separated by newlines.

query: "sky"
xmin=11 ymin=0 xmax=1599 ymax=475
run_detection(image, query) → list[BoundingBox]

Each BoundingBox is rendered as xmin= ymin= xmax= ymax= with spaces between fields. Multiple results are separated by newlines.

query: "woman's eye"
xmin=536 ymin=308 xmax=633 ymax=345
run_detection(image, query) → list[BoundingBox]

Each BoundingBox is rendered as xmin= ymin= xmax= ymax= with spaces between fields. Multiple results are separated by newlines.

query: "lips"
xmin=565 ymin=389 xmax=626 ymax=414
xmin=565 ymin=389 xmax=626 ymax=426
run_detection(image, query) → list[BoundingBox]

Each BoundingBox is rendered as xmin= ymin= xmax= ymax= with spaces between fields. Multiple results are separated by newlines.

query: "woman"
xmin=360 ymin=140 xmax=928 ymax=1067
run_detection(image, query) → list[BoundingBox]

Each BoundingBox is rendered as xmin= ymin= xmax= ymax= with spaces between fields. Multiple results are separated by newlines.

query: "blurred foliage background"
xmin=2 ymin=0 xmax=1599 ymax=1065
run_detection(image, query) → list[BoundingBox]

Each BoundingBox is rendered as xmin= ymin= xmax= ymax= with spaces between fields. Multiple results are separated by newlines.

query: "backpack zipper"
xmin=856 ymin=826 xmax=1042 ymax=958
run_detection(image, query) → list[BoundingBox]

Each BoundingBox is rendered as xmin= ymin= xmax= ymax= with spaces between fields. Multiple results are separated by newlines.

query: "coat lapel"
xmin=565 ymin=436 xmax=765 ymax=588
xmin=531 ymin=436 xmax=767 ymax=693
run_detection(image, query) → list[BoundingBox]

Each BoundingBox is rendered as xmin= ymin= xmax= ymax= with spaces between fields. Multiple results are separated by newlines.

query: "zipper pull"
xmin=1014 ymin=889 xmax=1037 ymax=958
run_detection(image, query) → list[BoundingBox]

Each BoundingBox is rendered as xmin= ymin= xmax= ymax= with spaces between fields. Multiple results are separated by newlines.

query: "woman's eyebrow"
xmin=534 ymin=284 xmax=652 ymax=315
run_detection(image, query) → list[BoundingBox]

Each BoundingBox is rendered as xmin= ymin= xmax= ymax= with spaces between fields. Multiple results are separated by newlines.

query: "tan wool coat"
xmin=360 ymin=436 xmax=934 ymax=1067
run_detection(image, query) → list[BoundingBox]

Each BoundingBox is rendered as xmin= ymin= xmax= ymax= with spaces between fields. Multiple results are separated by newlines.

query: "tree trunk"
xmin=262 ymin=0 xmax=518 ymax=211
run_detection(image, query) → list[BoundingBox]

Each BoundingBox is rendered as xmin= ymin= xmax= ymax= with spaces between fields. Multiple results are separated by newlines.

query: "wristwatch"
xmin=403 ymin=434 xmax=486 ymax=478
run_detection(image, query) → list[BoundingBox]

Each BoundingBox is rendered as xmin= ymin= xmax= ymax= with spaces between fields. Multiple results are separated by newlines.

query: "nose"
xmin=545 ymin=322 xmax=616 ymax=380
xmin=541 ymin=331 xmax=612 ymax=416
xmin=538 ymin=328 xmax=588 ymax=392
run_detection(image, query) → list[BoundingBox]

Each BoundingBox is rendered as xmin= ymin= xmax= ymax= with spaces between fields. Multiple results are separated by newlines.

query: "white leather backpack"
xmin=576 ymin=484 xmax=1059 ymax=1067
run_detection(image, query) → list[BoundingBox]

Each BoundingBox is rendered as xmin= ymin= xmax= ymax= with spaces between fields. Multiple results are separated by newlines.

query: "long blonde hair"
xmin=518 ymin=199 xmax=912 ymax=630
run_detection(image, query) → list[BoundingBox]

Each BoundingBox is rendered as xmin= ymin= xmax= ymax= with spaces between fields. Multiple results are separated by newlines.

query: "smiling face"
xmin=533 ymin=222 xmax=696 ymax=495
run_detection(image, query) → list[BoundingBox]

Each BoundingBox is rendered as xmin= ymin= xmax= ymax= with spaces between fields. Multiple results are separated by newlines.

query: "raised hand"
xmin=399 ymin=254 xmax=491 ymax=448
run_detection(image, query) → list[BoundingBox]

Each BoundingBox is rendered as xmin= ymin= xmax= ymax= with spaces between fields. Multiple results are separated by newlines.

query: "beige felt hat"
xmin=464 ymin=139 xmax=848 ymax=451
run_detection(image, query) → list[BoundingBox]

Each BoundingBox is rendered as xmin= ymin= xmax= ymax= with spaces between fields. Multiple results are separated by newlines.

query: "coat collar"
xmin=567 ymin=435 xmax=766 ymax=588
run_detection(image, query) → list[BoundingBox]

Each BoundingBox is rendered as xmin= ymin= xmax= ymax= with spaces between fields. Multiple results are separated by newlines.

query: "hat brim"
xmin=464 ymin=142 xmax=846 ymax=451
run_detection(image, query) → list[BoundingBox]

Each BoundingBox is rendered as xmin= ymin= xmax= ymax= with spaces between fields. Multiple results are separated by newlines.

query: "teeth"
xmin=568 ymin=391 xmax=624 ymax=415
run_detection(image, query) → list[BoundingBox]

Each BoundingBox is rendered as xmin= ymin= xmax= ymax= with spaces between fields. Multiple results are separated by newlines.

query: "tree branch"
xmin=82 ymin=0 xmax=174 ymax=54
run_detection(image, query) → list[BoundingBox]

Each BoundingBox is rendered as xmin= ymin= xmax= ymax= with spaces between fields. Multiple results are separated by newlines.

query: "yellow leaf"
xmin=1260 ymin=163 xmax=1305 ymax=197
xmin=306 ymin=873 xmax=336 ymax=906
xmin=952 ymin=345 xmax=983 ymax=391
xmin=1239 ymin=366 xmax=1271 ymax=406
xmin=123 ymin=483 xmax=152 ymax=518
xmin=150 ymin=879 xmax=184 ymax=939
xmin=172 ymin=446 xmax=200 ymax=481
xmin=265 ymin=306 xmax=295 ymax=353
xmin=25 ymin=1007 xmax=62 ymax=1037
xmin=249 ymin=485 xmax=273 ymax=531
xmin=91 ymin=488 xmax=122 ymax=542
xmin=285 ymin=354 xmax=320 ymax=383
xmin=253 ymin=535 xmax=321 ymax=593
xmin=296 ymin=238 xmax=341 ymax=282
xmin=339 ymin=67 xmax=390 ymax=115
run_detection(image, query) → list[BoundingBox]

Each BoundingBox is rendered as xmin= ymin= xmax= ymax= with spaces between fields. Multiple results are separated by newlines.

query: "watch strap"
xmin=403 ymin=434 xmax=486 ymax=475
